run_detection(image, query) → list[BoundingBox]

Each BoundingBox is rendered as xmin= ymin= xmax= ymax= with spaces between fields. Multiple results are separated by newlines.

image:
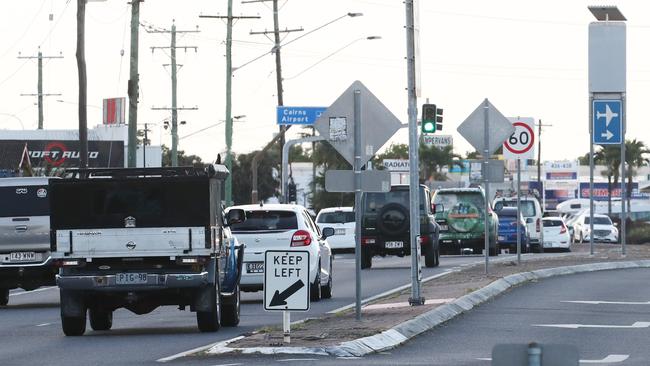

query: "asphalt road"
xmin=0 ymin=253 xmax=503 ymax=366
xmin=197 ymin=267 xmax=650 ymax=366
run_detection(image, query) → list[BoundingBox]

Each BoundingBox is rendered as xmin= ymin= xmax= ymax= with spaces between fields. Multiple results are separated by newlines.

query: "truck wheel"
xmin=0 ymin=288 xmax=8 ymax=306
xmin=435 ymin=248 xmax=440 ymax=266
xmin=321 ymin=261 xmax=333 ymax=299
xmin=197 ymin=285 xmax=221 ymax=332
xmin=89 ymin=308 xmax=113 ymax=331
xmin=310 ymin=263 xmax=322 ymax=302
xmin=361 ymin=247 xmax=372 ymax=269
xmin=220 ymin=284 xmax=240 ymax=327
xmin=62 ymin=315 xmax=86 ymax=336
xmin=424 ymin=243 xmax=436 ymax=268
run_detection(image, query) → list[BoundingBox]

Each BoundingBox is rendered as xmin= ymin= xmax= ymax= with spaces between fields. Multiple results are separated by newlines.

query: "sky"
xmin=1 ymin=0 xmax=649 ymax=165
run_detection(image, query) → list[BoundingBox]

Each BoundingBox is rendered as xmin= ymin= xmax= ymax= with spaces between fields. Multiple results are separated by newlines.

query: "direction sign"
xmin=277 ymin=106 xmax=326 ymax=125
xmin=313 ymin=81 xmax=402 ymax=167
xmin=457 ymin=99 xmax=515 ymax=155
xmin=422 ymin=135 xmax=453 ymax=148
xmin=504 ymin=117 xmax=535 ymax=160
xmin=593 ymin=100 xmax=622 ymax=145
xmin=264 ymin=250 xmax=310 ymax=311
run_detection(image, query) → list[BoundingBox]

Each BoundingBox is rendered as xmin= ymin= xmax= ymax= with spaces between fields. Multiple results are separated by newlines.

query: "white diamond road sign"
xmin=593 ymin=100 xmax=622 ymax=145
xmin=457 ymin=99 xmax=515 ymax=155
xmin=264 ymin=250 xmax=310 ymax=312
xmin=503 ymin=117 xmax=535 ymax=160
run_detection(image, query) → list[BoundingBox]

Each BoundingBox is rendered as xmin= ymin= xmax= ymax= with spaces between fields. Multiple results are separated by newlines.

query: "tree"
xmin=231 ymin=149 xmax=279 ymax=205
xmin=623 ymin=139 xmax=650 ymax=210
xmin=418 ymin=142 xmax=462 ymax=182
xmin=594 ymin=145 xmax=620 ymax=216
xmin=161 ymin=145 xmax=205 ymax=168
xmin=311 ymin=141 xmax=353 ymax=212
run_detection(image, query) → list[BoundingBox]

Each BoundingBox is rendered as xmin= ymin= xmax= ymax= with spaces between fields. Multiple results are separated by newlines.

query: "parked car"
xmin=360 ymin=184 xmax=440 ymax=269
xmin=495 ymin=207 xmax=530 ymax=254
xmin=0 ymin=177 xmax=58 ymax=306
xmin=433 ymin=187 xmax=499 ymax=256
xmin=493 ymin=196 xmax=543 ymax=252
xmin=228 ymin=204 xmax=334 ymax=301
xmin=573 ymin=213 xmax=619 ymax=243
xmin=542 ymin=217 xmax=571 ymax=251
xmin=315 ymin=207 xmax=355 ymax=253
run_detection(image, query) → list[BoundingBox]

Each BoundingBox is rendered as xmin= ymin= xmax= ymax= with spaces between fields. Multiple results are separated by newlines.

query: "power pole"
xmin=76 ymin=0 xmax=89 ymax=168
xmin=127 ymin=0 xmax=143 ymax=167
xmin=245 ymin=0 xmax=303 ymax=203
xmin=536 ymin=119 xmax=553 ymax=206
xmin=200 ymin=4 xmax=259 ymax=205
xmin=18 ymin=48 xmax=63 ymax=129
xmin=149 ymin=21 xmax=199 ymax=167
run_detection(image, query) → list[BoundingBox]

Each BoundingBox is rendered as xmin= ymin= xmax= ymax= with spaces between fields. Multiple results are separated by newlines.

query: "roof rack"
xmin=63 ymin=165 xmax=229 ymax=180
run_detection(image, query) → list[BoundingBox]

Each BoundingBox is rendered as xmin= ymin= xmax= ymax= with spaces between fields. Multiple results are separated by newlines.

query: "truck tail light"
xmin=361 ymin=237 xmax=376 ymax=245
xmin=419 ymin=235 xmax=429 ymax=245
xmin=536 ymin=218 xmax=541 ymax=232
xmin=53 ymin=259 xmax=84 ymax=268
xmin=291 ymin=230 xmax=312 ymax=247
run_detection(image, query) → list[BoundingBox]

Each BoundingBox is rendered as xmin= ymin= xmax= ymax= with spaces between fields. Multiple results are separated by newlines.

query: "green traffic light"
xmin=423 ymin=121 xmax=436 ymax=133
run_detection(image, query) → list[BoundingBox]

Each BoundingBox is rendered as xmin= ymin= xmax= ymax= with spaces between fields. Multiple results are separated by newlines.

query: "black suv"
xmin=359 ymin=184 xmax=440 ymax=269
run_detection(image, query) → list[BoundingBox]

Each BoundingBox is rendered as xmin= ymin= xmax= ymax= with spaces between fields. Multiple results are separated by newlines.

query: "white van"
xmin=493 ymin=196 xmax=544 ymax=252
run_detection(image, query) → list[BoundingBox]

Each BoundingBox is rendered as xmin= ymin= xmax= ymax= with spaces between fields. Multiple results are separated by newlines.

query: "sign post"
xmin=504 ymin=117 xmax=536 ymax=265
xmin=264 ymin=250 xmax=310 ymax=344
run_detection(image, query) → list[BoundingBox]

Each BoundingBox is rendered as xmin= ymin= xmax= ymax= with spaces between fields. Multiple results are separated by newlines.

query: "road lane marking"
xmin=156 ymin=336 xmax=245 ymax=363
xmin=478 ymin=355 xmax=629 ymax=363
xmin=210 ymin=364 xmax=242 ymax=366
xmin=564 ymin=300 xmax=650 ymax=305
xmin=8 ymin=286 xmax=56 ymax=297
xmin=533 ymin=321 xmax=650 ymax=329
xmin=35 ymin=323 xmax=52 ymax=327
xmin=277 ymin=359 xmax=318 ymax=362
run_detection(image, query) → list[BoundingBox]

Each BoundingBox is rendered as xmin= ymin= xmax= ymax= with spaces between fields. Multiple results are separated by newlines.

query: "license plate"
xmin=335 ymin=228 xmax=346 ymax=235
xmin=385 ymin=241 xmax=404 ymax=249
xmin=498 ymin=236 xmax=505 ymax=241
xmin=246 ymin=262 xmax=264 ymax=273
xmin=116 ymin=273 xmax=148 ymax=285
xmin=439 ymin=225 xmax=448 ymax=231
xmin=10 ymin=252 xmax=36 ymax=262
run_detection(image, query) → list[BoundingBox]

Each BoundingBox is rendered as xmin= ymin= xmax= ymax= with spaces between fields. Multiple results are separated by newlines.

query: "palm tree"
xmin=594 ymin=146 xmax=620 ymax=216
xmin=418 ymin=143 xmax=462 ymax=182
xmin=624 ymin=139 xmax=650 ymax=211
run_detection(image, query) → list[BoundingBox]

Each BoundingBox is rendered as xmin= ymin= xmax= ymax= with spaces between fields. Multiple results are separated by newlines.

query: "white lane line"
xmin=277 ymin=359 xmax=318 ymax=362
xmin=210 ymin=364 xmax=243 ymax=366
xmin=477 ymin=355 xmax=629 ymax=363
xmin=8 ymin=286 xmax=56 ymax=297
xmin=326 ymin=269 xmax=455 ymax=314
xmin=35 ymin=323 xmax=52 ymax=327
xmin=564 ymin=300 xmax=650 ymax=305
xmin=533 ymin=321 xmax=650 ymax=329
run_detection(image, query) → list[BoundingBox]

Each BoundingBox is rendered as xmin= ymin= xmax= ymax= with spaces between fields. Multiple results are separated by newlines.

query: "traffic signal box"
xmin=421 ymin=104 xmax=443 ymax=134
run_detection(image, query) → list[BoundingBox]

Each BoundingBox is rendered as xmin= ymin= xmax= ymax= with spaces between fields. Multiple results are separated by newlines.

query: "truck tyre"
xmin=0 ymin=288 xmax=8 ymax=306
xmin=310 ymin=262 xmax=322 ymax=302
xmin=220 ymin=284 xmax=240 ymax=327
xmin=424 ymin=242 xmax=436 ymax=268
xmin=89 ymin=308 xmax=113 ymax=331
xmin=197 ymin=285 xmax=221 ymax=332
xmin=361 ymin=247 xmax=372 ymax=269
xmin=62 ymin=315 xmax=86 ymax=336
xmin=321 ymin=261 xmax=333 ymax=299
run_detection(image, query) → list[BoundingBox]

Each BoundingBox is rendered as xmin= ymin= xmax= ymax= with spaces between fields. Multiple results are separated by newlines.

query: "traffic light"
xmin=421 ymin=104 xmax=437 ymax=134
xmin=435 ymin=107 xmax=443 ymax=131
xmin=288 ymin=181 xmax=297 ymax=203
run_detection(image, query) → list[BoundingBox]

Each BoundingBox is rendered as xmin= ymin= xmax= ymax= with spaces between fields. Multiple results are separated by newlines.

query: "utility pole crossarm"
xmin=17 ymin=50 xmax=64 ymax=129
xmin=249 ymin=28 xmax=303 ymax=35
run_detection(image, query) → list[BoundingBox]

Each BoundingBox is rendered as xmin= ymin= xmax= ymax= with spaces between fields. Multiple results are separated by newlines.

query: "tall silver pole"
xmin=353 ymin=89 xmax=363 ymax=320
xmin=517 ymin=158 xmax=521 ymax=265
xmin=483 ymin=99 xmax=490 ymax=274
xmin=405 ymin=0 xmax=423 ymax=305
xmin=589 ymin=95 xmax=595 ymax=255
xmin=621 ymin=94 xmax=626 ymax=255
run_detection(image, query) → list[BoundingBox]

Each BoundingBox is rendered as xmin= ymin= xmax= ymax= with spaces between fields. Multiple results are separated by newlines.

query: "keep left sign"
xmin=264 ymin=250 xmax=310 ymax=311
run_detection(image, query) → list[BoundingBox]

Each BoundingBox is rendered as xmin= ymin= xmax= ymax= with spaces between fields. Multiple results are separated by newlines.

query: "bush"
xmin=627 ymin=222 xmax=650 ymax=244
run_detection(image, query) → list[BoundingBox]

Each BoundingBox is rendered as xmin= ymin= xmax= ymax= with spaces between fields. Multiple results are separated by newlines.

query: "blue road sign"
xmin=593 ymin=100 xmax=622 ymax=145
xmin=277 ymin=106 xmax=326 ymax=125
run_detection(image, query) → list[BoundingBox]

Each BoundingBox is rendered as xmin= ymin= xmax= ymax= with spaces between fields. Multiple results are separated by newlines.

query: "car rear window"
xmin=543 ymin=219 xmax=564 ymax=227
xmin=585 ymin=216 xmax=612 ymax=225
xmin=231 ymin=210 xmax=298 ymax=232
xmin=0 ymin=185 xmax=49 ymax=217
xmin=496 ymin=208 xmax=517 ymax=217
xmin=494 ymin=200 xmax=537 ymax=217
xmin=363 ymin=188 xmax=428 ymax=213
xmin=317 ymin=211 xmax=355 ymax=224
xmin=433 ymin=192 xmax=484 ymax=212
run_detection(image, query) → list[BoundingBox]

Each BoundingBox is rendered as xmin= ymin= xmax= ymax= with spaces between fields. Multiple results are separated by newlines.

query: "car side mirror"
xmin=321 ymin=227 xmax=335 ymax=239
xmin=432 ymin=204 xmax=444 ymax=214
xmin=225 ymin=209 xmax=245 ymax=227
xmin=526 ymin=218 xmax=534 ymax=224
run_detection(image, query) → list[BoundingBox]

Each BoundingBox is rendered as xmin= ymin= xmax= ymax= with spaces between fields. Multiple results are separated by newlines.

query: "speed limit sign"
xmin=503 ymin=117 xmax=535 ymax=160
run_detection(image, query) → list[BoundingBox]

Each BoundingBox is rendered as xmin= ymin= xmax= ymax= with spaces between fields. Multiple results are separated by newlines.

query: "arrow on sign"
xmin=601 ymin=130 xmax=614 ymax=140
xmin=270 ymin=279 xmax=305 ymax=306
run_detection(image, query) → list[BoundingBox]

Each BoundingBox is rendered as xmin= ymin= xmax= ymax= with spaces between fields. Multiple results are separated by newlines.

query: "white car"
xmin=315 ymin=207 xmax=355 ymax=252
xmin=542 ymin=217 xmax=571 ymax=251
xmin=227 ymin=204 xmax=334 ymax=301
xmin=573 ymin=213 xmax=619 ymax=243
xmin=493 ymin=196 xmax=543 ymax=251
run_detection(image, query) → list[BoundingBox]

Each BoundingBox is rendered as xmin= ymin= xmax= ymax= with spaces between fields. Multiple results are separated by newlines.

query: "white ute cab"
xmin=227 ymin=204 xmax=334 ymax=301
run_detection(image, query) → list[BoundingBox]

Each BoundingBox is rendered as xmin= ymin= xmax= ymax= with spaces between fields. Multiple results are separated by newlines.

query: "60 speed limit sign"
xmin=503 ymin=117 xmax=535 ymax=160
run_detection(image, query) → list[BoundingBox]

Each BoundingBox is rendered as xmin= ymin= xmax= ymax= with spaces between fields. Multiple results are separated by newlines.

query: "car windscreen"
xmin=433 ymin=192 xmax=484 ymax=212
xmin=585 ymin=217 xmax=612 ymax=225
xmin=363 ymin=188 xmax=427 ymax=214
xmin=0 ymin=185 xmax=49 ymax=217
xmin=231 ymin=210 xmax=298 ymax=232
xmin=317 ymin=211 xmax=355 ymax=224
xmin=494 ymin=200 xmax=536 ymax=217
xmin=543 ymin=220 xmax=564 ymax=227
xmin=50 ymin=178 xmax=210 ymax=229
xmin=497 ymin=208 xmax=517 ymax=217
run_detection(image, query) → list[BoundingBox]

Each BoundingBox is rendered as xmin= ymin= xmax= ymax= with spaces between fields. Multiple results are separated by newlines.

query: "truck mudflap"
xmin=221 ymin=238 xmax=244 ymax=295
xmin=60 ymin=289 xmax=85 ymax=318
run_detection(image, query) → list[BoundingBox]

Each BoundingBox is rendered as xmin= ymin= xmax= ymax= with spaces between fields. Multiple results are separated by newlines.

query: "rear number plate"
xmin=9 ymin=252 xmax=36 ymax=262
xmin=246 ymin=262 xmax=264 ymax=273
xmin=385 ymin=241 xmax=404 ymax=249
xmin=116 ymin=273 xmax=148 ymax=285
xmin=335 ymin=228 xmax=346 ymax=235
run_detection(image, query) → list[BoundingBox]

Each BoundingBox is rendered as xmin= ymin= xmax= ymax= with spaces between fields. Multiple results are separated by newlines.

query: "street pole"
xmin=18 ymin=48 xmax=63 ymax=129
xmin=76 ymin=0 xmax=88 ymax=168
xmin=281 ymin=136 xmax=325 ymax=201
xmin=483 ymin=99 xmax=490 ymax=274
xmin=200 ymin=8 xmax=259 ymax=206
xmin=405 ymin=0 xmax=423 ymax=306
xmin=589 ymin=95 xmax=595 ymax=256
xmin=621 ymin=94 xmax=626 ymax=255
xmin=353 ymin=90 xmax=364 ymax=319
xmin=142 ymin=123 xmax=148 ymax=168
xmin=127 ymin=0 xmax=142 ymax=168
xmin=517 ymin=158 xmax=521 ymax=265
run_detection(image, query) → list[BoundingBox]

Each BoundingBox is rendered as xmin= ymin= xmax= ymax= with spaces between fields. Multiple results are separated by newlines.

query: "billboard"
xmin=103 ymin=97 xmax=126 ymax=125
xmin=579 ymin=182 xmax=647 ymax=201
xmin=0 ymin=140 xmax=124 ymax=169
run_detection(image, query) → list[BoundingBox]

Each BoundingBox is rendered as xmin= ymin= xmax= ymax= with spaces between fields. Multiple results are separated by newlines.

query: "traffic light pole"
xmin=281 ymin=136 xmax=325 ymax=202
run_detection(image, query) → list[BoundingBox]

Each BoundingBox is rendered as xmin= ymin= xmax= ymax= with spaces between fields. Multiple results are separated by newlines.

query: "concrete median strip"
xmin=166 ymin=259 xmax=650 ymax=360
